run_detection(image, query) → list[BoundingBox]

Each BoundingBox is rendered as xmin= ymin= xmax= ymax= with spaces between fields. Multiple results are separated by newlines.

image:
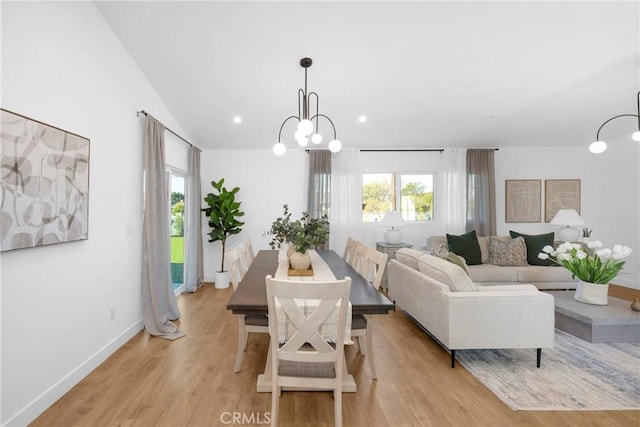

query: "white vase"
xmin=574 ymin=280 xmax=608 ymax=305
xmin=290 ymin=251 xmax=311 ymax=271
xmin=214 ymin=271 xmax=230 ymax=289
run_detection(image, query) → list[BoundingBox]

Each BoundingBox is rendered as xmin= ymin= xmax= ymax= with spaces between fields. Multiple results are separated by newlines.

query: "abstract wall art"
xmin=545 ymin=179 xmax=581 ymax=223
xmin=505 ymin=179 xmax=541 ymax=223
xmin=1 ymin=109 xmax=90 ymax=251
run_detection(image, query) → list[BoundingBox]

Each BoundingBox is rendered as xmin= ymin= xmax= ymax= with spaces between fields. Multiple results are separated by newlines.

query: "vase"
xmin=290 ymin=251 xmax=312 ymax=271
xmin=215 ymin=271 xmax=230 ymax=289
xmin=574 ymin=280 xmax=608 ymax=305
xmin=286 ymin=244 xmax=296 ymax=258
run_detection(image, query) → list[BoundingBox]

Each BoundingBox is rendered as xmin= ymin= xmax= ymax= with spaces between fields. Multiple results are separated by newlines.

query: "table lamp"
xmin=550 ymin=209 xmax=586 ymax=242
xmin=381 ymin=211 xmax=406 ymax=244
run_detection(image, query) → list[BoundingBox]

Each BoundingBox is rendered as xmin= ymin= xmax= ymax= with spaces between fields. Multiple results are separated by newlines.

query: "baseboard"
xmin=3 ymin=320 xmax=144 ymax=427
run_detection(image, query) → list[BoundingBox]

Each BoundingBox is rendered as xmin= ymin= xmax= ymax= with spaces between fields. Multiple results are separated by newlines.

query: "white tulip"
xmin=612 ymin=245 xmax=633 ymax=260
xmin=587 ymin=240 xmax=603 ymax=249
xmin=538 ymin=253 xmax=549 ymax=260
xmin=558 ymin=253 xmax=571 ymax=261
xmin=542 ymin=245 xmax=554 ymax=254
xmin=596 ymin=248 xmax=612 ymax=260
xmin=575 ymin=250 xmax=587 ymax=259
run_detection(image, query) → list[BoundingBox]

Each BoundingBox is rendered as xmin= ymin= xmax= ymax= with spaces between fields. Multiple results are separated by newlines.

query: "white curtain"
xmin=183 ymin=146 xmax=203 ymax=293
xmin=141 ymin=115 xmax=185 ymax=340
xmin=330 ymin=149 xmax=362 ymax=254
xmin=442 ymin=148 xmax=467 ymax=235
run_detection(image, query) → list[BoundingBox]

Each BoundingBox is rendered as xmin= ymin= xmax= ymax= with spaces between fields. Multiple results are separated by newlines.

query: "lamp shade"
xmin=381 ymin=211 xmax=406 ymax=227
xmin=550 ymin=209 xmax=586 ymax=226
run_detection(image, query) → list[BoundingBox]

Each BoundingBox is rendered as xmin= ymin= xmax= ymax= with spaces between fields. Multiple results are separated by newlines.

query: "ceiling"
xmin=94 ymin=1 xmax=640 ymax=151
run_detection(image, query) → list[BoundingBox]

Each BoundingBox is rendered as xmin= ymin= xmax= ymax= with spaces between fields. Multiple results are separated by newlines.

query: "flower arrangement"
xmin=265 ymin=204 xmax=329 ymax=253
xmin=538 ymin=241 xmax=632 ymax=284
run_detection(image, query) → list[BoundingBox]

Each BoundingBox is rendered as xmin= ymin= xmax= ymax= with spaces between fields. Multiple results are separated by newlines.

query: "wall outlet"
xmin=109 ymin=305 xmax=116 ymax=321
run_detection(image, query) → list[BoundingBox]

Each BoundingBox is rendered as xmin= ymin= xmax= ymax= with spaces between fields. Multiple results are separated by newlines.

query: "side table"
xmin=376 ymin=241 xmax=413 ymax=291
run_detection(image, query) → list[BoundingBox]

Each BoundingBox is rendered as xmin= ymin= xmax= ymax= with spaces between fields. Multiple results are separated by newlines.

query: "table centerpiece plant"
xmin=538 ymin=241 xmax=632 ymax=305
xmin=265 ymin=204 xmax=329 ymax=270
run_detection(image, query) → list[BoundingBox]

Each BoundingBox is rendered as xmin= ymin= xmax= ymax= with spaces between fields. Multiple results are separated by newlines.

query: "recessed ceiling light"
xmin=233 ymin=116 xmax=242 ymax=124
xmin=358 ymin=115 xmax=367 ymax=123
xmin=484 ymin=115 xmax=496 ymax=121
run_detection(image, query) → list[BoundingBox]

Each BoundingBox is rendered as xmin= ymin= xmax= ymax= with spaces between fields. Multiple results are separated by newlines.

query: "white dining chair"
xmin=228 ymin=247 xmax=269 ymax=373
xmin=243 ymin=237 xmax=256 ymax=263
xmin=351 ymin=241 xmax=369 ymax=275
xmin=342 ymin=237 xmax=358 ymax=266
xmin=265 ymin=275 xmax=351 ymax=427
xmin=350 ymin=247 xmax=387 ymax=379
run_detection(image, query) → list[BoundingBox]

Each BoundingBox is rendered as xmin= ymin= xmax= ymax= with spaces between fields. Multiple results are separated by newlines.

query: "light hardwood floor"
xmin=32 ymin=285 xmax=639 ymax=427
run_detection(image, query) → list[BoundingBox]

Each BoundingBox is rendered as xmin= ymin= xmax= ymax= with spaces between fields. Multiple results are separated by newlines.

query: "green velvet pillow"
xmin=509 ymin=231 xmax=555 ymax=266
xmin=446 ymin=230 xmax=482 ymax=265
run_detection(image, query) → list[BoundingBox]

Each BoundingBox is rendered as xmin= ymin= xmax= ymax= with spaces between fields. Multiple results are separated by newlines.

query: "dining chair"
xmin=351 ymin=241 xmax=369 ymax=275
xmin=342 ymin=237 xmax=358 ymax=265
xmin=227 ymin=247 xmax=269 ymax=373
xmin=243 ymin=237 xmax=256 ymax=263
xmin=350 ymin=247 xmax=388 ymax=380
xmin=236 ymin=242 xmax=251 ymax=273
xmin=265 ymin=275 xmax=352 ymax=427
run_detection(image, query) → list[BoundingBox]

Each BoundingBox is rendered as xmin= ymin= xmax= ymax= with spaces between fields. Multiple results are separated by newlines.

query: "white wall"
xmin=0 ymin=3 xmax=190 ymax=425
xmin=200 ymin=145 xmax=639 ymax=288
xmin=200 ymin=149 xmax=308 ymax=280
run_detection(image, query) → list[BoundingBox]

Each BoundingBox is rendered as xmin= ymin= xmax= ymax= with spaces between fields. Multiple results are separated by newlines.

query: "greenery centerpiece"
xmin=266 ymin=204 xmax=329 ymax=270
xmin=538 ymin=241 xmax=632 ymax=305
xmin=202 ymin=178 xmax=245 ymax=288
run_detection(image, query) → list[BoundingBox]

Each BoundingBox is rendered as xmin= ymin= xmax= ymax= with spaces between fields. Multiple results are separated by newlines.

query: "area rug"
xmin=456 ymin=330 xmax=640 ymax=411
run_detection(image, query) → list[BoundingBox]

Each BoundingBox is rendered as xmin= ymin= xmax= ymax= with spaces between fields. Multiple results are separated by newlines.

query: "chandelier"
xmin=272 ymin=57 xmax=342 ymax=156
xmin=589 ymin=91 xmax=640 ymax=153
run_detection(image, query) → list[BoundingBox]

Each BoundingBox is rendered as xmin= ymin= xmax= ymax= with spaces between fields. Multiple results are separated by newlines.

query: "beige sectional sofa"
xmin=388 ymin=250 xmax=555 ymax=368
xmin=426 ymin=235 xmax=577 ymax=290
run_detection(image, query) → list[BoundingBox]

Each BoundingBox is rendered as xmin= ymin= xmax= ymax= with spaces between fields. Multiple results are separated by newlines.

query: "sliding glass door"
xmin=169 ymin=170 xmax=187 ymax=292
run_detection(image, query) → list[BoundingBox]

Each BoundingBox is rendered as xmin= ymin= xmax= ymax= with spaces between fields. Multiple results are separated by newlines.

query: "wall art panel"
xmin=1 ymin=109 xmax=90 ymax=251
xmin=505 ymin=179 xmax=541 ymax=223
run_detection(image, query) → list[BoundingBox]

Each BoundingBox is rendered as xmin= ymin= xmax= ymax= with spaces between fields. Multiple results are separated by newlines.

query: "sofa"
xmin=388 ymin=250 xmax=555 ymax=368
xmin=426 ymin=234 xmax=578 ymax=290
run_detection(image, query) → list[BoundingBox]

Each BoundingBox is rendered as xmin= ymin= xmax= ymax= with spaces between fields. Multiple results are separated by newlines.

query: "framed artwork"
xmin=545 ymin=179 xmax=581 ymax=222
xmin=1 ymin=109 xmax=90 ymax=251
xmin=505 ymin=179 xmax=541 ymax=223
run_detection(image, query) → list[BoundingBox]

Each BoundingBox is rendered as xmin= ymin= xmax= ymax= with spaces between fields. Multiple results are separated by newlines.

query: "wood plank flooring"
xmin=32 ymin=285 xmax=639 ymax=427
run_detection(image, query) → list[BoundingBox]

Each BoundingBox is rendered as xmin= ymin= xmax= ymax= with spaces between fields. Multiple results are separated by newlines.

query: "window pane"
xmin=170 ymin=174 xmax=185 ymax=290
xmin=400 ymin=174 xmax=434 ymax=221
xmin=362 ymin=173 xmax=393 ymax=222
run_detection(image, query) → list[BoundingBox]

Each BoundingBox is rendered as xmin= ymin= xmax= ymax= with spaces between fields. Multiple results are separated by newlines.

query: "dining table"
xmin=226 ymin=249 xmax=395 ymax=392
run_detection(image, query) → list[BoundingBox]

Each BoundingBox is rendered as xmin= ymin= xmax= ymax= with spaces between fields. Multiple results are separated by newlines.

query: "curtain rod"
xmin=360 ymin=148 xmax=499 ymax=152
xmin=137 ymin=110 xmax=197 ymax=149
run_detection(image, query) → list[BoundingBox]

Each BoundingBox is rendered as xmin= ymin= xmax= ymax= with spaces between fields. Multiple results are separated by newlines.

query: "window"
xmin=169 ymin=170 xmax=187 ymax=291
xmin=362 ymin=173 xmax=434 ymax=222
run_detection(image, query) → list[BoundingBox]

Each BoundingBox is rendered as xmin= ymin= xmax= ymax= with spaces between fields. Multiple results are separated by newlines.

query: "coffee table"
xmin=549 ymin=290 xmax=640 ymax=343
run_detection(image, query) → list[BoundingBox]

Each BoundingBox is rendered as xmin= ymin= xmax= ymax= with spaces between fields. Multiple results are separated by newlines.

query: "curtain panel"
xmin=308 ymin=151 xmax=332 ymax=250
xmin=141 ymin=115 xmax=185 ymax=340
xmin=466 ymin=149 xmax=496 ymax=237
xmin=330 ymin=149 xmax=363 ymax=254
xmin=183 ymin=146 xmax=203 ymax=293
xmin=442 ymin=148 xmax=468 ymax=235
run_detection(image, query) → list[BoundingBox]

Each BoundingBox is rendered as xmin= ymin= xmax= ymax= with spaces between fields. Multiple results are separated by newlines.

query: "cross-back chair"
xmin=265 ymin=275 xmax=352 ymax=427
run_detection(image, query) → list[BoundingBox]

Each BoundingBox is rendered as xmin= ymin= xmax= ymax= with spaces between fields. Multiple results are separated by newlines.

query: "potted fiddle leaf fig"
xmin=202 ymin=178 xmax=245 ymax=289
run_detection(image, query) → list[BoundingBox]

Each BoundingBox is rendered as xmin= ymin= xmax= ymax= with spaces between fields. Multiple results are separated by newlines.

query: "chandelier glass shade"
xmin=273 ymin=58 xmax=342 ymax=156
xmin=589 ymin=91 xmax=640 ymax=154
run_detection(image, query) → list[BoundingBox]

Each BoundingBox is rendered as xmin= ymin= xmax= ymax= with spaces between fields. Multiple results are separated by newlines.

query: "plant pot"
xmin=290 ymin=251 xmax=311 ymax=271
xmin=215 ymin=271 xmax=230 ymax=289
xmin=574 ymin=280 xmax=608 ymax=305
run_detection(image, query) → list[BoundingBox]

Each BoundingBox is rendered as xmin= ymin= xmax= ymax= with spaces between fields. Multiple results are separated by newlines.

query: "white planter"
xmin=574 ymin=280 xmax=608 ymax=305
xmin=290 ymin=251 xmax=312 ymax=271
xmin=215 ymin=271 xmax=230 ymax=289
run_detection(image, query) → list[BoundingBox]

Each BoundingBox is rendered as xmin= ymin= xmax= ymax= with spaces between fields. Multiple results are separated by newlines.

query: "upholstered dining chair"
xmin=342 ymin=237 xmax=358 ymax=265
xmin=227 ymin=247 xmax=269 ymax=373
xmin=350 ymin=247 xmax=388 ymax=379
xmin=265 ymin=275 xmax=352 ymax=427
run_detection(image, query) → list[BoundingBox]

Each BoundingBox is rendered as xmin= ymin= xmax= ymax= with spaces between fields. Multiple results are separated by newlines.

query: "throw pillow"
xmin=487 ymin=236 xmax=528 ymax=266
xmin=431 ymin=243 xmax=469 ymax=275
xmin=446 ymin=230 xmax=482 ymax=265
xmin=509 ymin=231 xmax=555 ymax=266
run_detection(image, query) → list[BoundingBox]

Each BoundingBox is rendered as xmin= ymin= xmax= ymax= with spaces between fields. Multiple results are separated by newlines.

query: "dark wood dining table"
xmin=226 ymin=249 xmax=395 ymax=392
